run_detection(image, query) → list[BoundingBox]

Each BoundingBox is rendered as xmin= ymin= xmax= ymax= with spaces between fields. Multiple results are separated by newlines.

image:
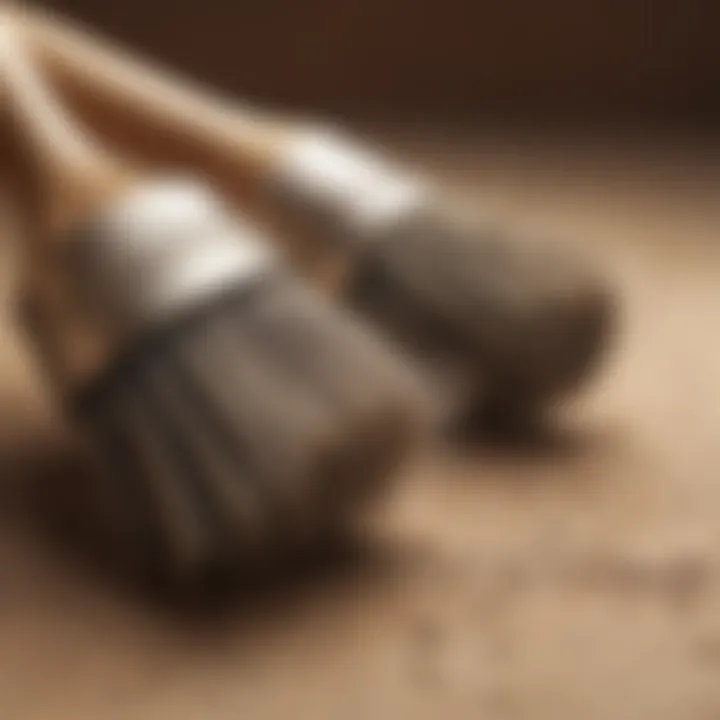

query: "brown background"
xmin=37 ymin=0 xmax=720 ymax=120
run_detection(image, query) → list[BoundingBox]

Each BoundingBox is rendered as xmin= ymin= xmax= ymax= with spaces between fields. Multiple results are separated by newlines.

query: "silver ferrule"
xmin=19 ymin=176 xmax=274 ymax=397
xmin=65 ymin=177 xmax=273 ymax=334
xmin=271 ymin=127 xmax=430 ymax=243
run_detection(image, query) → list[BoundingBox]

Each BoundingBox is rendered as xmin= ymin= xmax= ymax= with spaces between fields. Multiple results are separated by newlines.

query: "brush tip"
xmin=348 ymin=200 xmax=617 ymax=418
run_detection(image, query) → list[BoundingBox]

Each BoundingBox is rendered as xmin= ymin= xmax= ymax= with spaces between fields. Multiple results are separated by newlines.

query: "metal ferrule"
xmin=18 ymin=176 xmax=274 ymax=397
xmin=270 ymin=127 xmax=430 ymax=244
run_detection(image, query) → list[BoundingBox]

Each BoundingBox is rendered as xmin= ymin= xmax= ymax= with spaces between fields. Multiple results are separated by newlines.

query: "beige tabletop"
xmin=0 ymin=127 xmax=718 ymax=720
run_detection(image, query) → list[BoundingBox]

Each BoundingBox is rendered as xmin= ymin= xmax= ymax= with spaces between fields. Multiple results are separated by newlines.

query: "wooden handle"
xmin=14 ymin=6 xmax=294 ymax=185
xmin=10 ymin=7 xmax=364 ymax=291
xmin=0 ymin=20 xmax=131 ymax=239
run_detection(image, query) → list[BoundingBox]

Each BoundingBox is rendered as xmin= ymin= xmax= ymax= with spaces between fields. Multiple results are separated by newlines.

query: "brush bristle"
xmin=347 ymin=201 xmax=615 ymax=415
xmin=72 ymin=272 xmax=424 ymax=588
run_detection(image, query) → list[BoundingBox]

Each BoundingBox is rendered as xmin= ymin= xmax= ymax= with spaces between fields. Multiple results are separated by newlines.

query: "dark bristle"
xmin=178 ymin=304 xmax=333 ymax=541
xmin=348 ymin=203 xmax=615 ymax=415
xmin=142 ymin=355 xmax=268 ymax=565
xmin=117 ymin=376 xmax=213 ymax=578
xmin=233 ymin=280 xmax=427 ymax=522
xmin=70 ymin=274 xmax=423 ymax=589
xmin=87 ymin=412 xmax=164 ymax=581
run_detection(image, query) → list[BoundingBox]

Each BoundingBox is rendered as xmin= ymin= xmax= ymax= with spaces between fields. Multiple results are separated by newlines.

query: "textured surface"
xmin=0 ymin=128 xmax=719 ymax=719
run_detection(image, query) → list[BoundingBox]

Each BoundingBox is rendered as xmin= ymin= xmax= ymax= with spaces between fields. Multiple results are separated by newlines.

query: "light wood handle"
xmin=0 ymin=19 xmax=130 ymax=239
xmin=14 ymin=6 xmax=294 ymax=187
xmin=0 ymin=23 xmax=137 ymax=393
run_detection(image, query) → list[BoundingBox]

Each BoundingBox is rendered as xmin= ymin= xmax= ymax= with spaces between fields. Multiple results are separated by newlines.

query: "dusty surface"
xmin=0 ymin=129 xmax=719 ymax=719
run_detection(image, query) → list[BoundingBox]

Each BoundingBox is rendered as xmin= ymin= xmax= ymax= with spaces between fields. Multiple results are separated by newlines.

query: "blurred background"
xmin=0 ymin=2 xmax=719 ymax=720
xmin=34 ymin=0 xmax=720 ymax=123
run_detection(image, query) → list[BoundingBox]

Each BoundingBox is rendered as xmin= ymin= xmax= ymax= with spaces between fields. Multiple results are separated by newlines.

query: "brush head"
xmin=347 ymin=201 xmax=614 ymax=416
xmin=76 ymin=274 xmax=422 ymax=588
xmin=20 ymin=177 xmax=425 ymax=588
xmin=273 ymin=130 xmax=615 ymax=419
